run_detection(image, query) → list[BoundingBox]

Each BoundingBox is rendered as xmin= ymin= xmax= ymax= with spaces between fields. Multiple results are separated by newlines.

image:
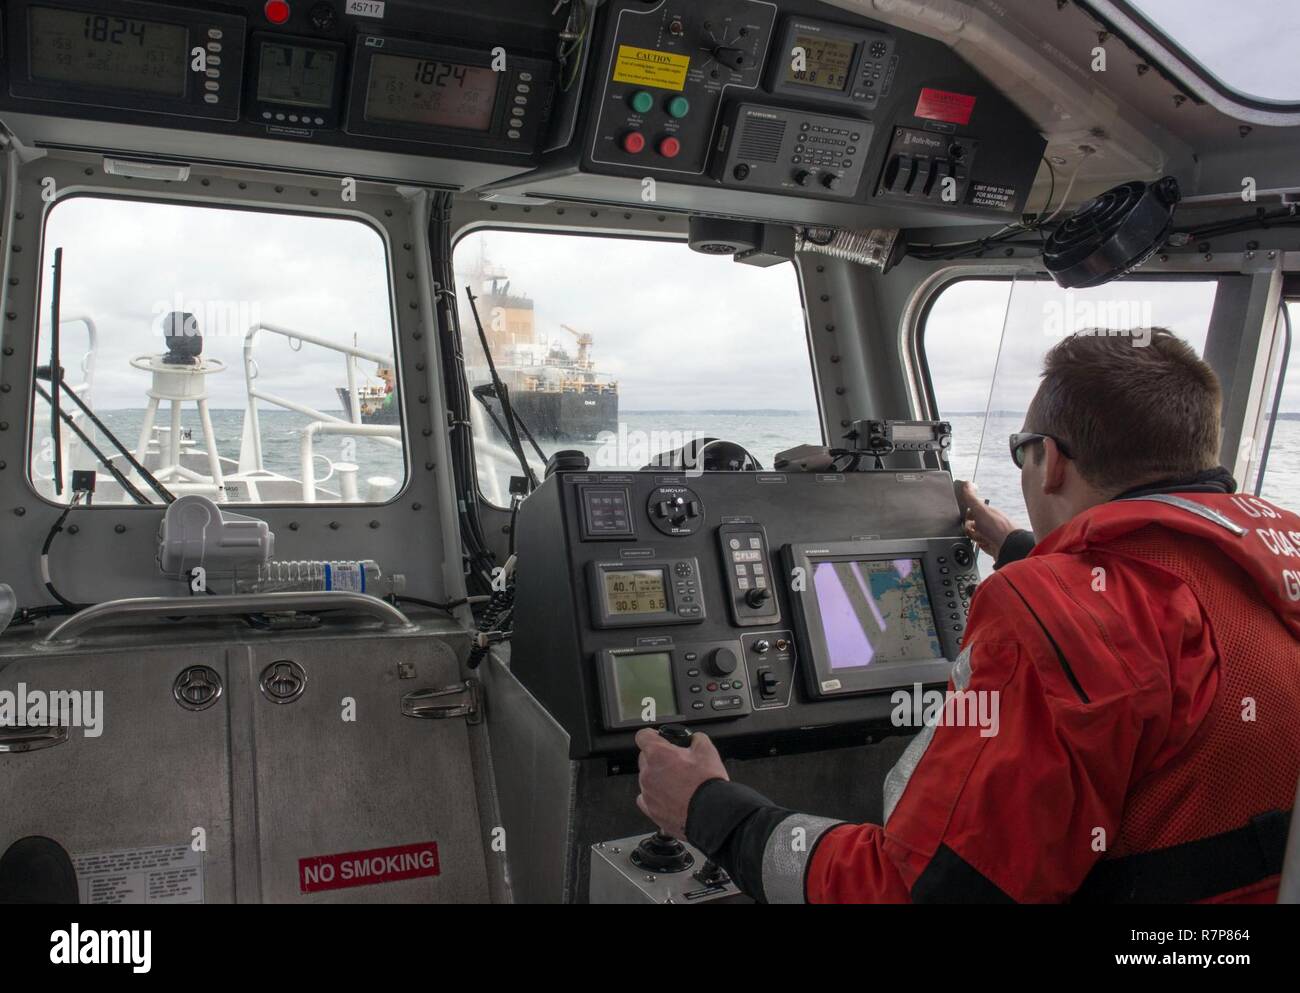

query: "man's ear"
xmin=1040 ymin=438 xmax=1070 ymax=494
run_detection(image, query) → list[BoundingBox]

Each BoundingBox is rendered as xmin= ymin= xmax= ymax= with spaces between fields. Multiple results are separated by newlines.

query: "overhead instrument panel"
xmin=588 ymin=0 xmax=778 ymax=175
xmin=345 ymin=33 xmax=554 ymax=154
xmin=0 ymin=0 xmax=564 ymax=179
xmin=477 ymin=0 xmax=1046 ymax=229
xmin=768 ymin=16 xmax=897 ymax=110
xmin=7 ymin=0 xmax=246 ymax=121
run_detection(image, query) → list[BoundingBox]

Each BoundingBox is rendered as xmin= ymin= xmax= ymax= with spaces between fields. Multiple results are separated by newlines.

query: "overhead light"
xmin=102 ymin=158 xmax=192 ymax=182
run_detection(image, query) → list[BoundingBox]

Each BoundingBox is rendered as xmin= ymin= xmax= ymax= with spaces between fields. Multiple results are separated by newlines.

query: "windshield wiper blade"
xmin=49 ymin=247 xmax=64 ymax=496
xmin=34 ymin=369 xmax=176 ymax=504
xmin=33 ymin=381 xmax=151 ymax=505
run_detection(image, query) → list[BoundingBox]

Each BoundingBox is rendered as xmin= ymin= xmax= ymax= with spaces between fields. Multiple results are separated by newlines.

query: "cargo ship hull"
xmin=337 ymin=387 xmax=399 ymax=424
xmin=511 ymin=390 xmax=618 ymax=440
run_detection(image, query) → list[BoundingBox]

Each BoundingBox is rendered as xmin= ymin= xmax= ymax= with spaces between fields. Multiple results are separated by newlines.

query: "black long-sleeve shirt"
xmin=685 ymin=465 xmax=1239 ymax=901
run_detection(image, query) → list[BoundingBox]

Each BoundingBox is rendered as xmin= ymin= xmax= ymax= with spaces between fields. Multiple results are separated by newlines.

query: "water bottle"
xmin=235 ymin=559 xmax=405 ymax=597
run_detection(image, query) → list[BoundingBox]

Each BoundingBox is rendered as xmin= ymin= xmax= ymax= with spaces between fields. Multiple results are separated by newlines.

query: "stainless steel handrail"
xmin=40 ymin=591 xmax=417 ymax=646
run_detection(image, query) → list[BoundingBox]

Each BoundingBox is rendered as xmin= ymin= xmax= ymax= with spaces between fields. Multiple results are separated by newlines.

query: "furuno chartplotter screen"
xmin=809 ymin=557 xmax=943 ymax=669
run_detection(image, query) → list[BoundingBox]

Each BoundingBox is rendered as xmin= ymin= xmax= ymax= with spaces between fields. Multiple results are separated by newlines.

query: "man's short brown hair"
xmin=1025 ymin=328 xmax=1221 ymax=491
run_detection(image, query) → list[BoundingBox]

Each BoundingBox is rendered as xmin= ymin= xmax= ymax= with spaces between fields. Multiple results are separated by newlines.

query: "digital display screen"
xmin=257 ymin=41 xmax=338 ymax=109
xmin=365 ymin=53 xmax=499 ymax=132
xmin=892 ymin=424 xmax=937 ymax=442
xmin=29 ymin=6 xmax=189 ymax=97
xmin=811 ymin=558 xmax=942 ymax=668
xmin=603 ymin=569 xmax=668 ymax=616
xmin=613 ymin=652 xmax=675 ymax=723
xmin=786 ymin=34 xmax=856 ymax=92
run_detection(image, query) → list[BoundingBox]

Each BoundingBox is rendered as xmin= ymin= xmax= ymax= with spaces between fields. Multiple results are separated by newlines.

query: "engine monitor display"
xmin=812 ymin=557 xmax=942 ymax=667
xmin=786 ymin=33 xmax=856 ymax=92
xmin=257 ymin=41 xmax=338 ymax=109
xmin=365 ymin=53 xmax=498 ymax=132
xmin=602 ymin=569 xmax=668 ymax=616
xmin=28 ymin=5 xmax=188 ymax=96
xmin=611 ymin=652 xmax=675 ymax=724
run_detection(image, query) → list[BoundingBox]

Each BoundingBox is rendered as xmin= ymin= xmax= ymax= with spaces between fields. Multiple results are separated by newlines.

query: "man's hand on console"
xmin=634 ymin=728 xmax=729 ymax=840
xmin=956 ymin=479 xmax=1019 ymax=559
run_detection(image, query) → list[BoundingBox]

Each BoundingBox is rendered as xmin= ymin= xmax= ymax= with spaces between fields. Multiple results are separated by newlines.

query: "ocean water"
xmin=64 ymin=406 xmax=1299 ymax=519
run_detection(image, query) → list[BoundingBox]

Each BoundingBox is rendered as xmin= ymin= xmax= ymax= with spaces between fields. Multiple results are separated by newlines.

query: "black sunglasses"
xmin=1009 ymin=432 xmax=1073 ymax=468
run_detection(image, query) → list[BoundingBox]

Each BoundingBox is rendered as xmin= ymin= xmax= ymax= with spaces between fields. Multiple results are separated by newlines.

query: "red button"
xmin=621 ymin=131 xmax=646 ymax=154
xmin=658 ymin=136 xmax=681 ymax=158
xmin=264 ymin=0 xmax=291 ymax=24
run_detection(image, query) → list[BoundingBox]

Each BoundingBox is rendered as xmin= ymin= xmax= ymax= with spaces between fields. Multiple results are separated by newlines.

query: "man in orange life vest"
xmin=635 ymin=328 xmax=1300 ymax=903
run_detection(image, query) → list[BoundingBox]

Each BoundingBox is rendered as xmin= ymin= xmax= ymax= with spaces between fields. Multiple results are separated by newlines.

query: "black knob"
xmin=708 ymin=647 xmax=738 ymax=676
xmin=822 ymin=173 xmax=842 ymax=191
xmin=744 ymin=587 xmax=770 ymax=609
xmin=713 ymin=46 xmax=747 ymax=70
xmin=794 ymin=169 xmax=813 ymax=186
xmin=309 ymin=1 xmax=337 ymax=30
xmin=658 ymin=723 xmax=693 ymax=747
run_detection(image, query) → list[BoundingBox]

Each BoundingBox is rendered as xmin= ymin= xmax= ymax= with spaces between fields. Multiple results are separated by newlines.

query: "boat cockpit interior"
xmin=0 ymin=0 xmax=1298 ymax=923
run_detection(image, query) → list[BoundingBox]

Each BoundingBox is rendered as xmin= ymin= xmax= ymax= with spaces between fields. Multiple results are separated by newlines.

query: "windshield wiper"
xmin=32 ymin=381 xmax=151 ymax=505
xmin=49 ymin=247 xmax=64 ymax=496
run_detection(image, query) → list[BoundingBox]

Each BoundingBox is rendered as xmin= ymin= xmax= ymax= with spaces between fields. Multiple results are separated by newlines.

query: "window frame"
xmin=26 ymin=190 xmax=408 ymax=509
xmin=450 ymin=223 xmax=822 ymax=509
xmin=1078 ymin=0 xmax=1300 ymax=121
xmin=1251 ymin=299 xmax=1295 ymax=498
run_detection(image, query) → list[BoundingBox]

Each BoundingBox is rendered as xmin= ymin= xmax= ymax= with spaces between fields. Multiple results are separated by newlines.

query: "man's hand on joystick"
xmin=635 ymin=725 xmax=729 ymax=841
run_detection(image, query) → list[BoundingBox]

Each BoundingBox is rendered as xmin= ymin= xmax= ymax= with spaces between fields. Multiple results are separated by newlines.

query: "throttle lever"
xmin=655 ymin=725 xmax=729 ymax=888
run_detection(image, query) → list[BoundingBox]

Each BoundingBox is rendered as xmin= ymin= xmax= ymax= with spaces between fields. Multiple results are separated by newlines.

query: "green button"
xmin=667 ymin=96 xmax=690 ymax=119
xmin=630 ymin=90 xmax=654 ymax=114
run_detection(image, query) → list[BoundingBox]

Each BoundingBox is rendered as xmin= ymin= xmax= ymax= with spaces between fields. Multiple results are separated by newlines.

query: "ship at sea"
xmin=466 ymin=257 xmax=619 ymax=440
xmin=337 ymin=260 xmax=618 ymax=439
xmin=336 ymin=361 xmax=399 ymax=424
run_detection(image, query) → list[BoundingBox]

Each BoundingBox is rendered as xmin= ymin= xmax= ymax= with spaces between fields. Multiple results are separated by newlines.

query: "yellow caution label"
xmin=612 ymin=45 xmax=690 ymax=91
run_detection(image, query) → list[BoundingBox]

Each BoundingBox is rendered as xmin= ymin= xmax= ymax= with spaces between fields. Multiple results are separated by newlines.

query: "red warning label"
xmin=914 ymin=88 xmax=977 ymax=125
xmin=299 ymin=841 xmax=440 ymax=893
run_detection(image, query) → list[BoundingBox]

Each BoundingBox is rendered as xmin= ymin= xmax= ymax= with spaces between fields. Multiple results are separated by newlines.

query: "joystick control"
xmin=631 ymin=725 xmax=697 ymax=874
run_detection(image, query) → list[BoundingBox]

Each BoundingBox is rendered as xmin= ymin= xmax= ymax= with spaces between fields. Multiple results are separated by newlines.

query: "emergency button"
xmin=264 ymin=0 xmax=290 ymax=24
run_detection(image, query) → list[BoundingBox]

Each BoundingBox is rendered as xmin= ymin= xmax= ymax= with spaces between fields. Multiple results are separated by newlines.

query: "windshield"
xmin=1125 ymin=0 xmax=1300 ymax=104
xmin=453 ymin=229 xmax=821 ymax=505
xmin=30 ymin=196 xmax=405 ymax=505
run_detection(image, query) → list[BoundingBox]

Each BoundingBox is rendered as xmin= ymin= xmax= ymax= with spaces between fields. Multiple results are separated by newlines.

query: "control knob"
xmin=744 ymin=587 xmax=771 ymax=609
xmin=712 ymin=46 xmax=748 ymax=70
xmin=707 ymin=647 xmax=738 ymax=676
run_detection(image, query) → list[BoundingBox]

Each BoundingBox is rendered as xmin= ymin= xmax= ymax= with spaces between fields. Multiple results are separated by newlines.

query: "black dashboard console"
xmin=510 ymin=468 xmax=979 ymax=759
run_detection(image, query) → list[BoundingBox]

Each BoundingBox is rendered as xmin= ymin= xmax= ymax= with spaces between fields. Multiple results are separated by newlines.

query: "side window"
xmin=923 ymin=277 xmax=1218 ymax=569
xmin=453 ymin=230 xmax=821 ymax=504
xmin=30 ymin=197 xmax=404 ymax=505
xmin=1253 ymin=300 xmax=1298 ymax=503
